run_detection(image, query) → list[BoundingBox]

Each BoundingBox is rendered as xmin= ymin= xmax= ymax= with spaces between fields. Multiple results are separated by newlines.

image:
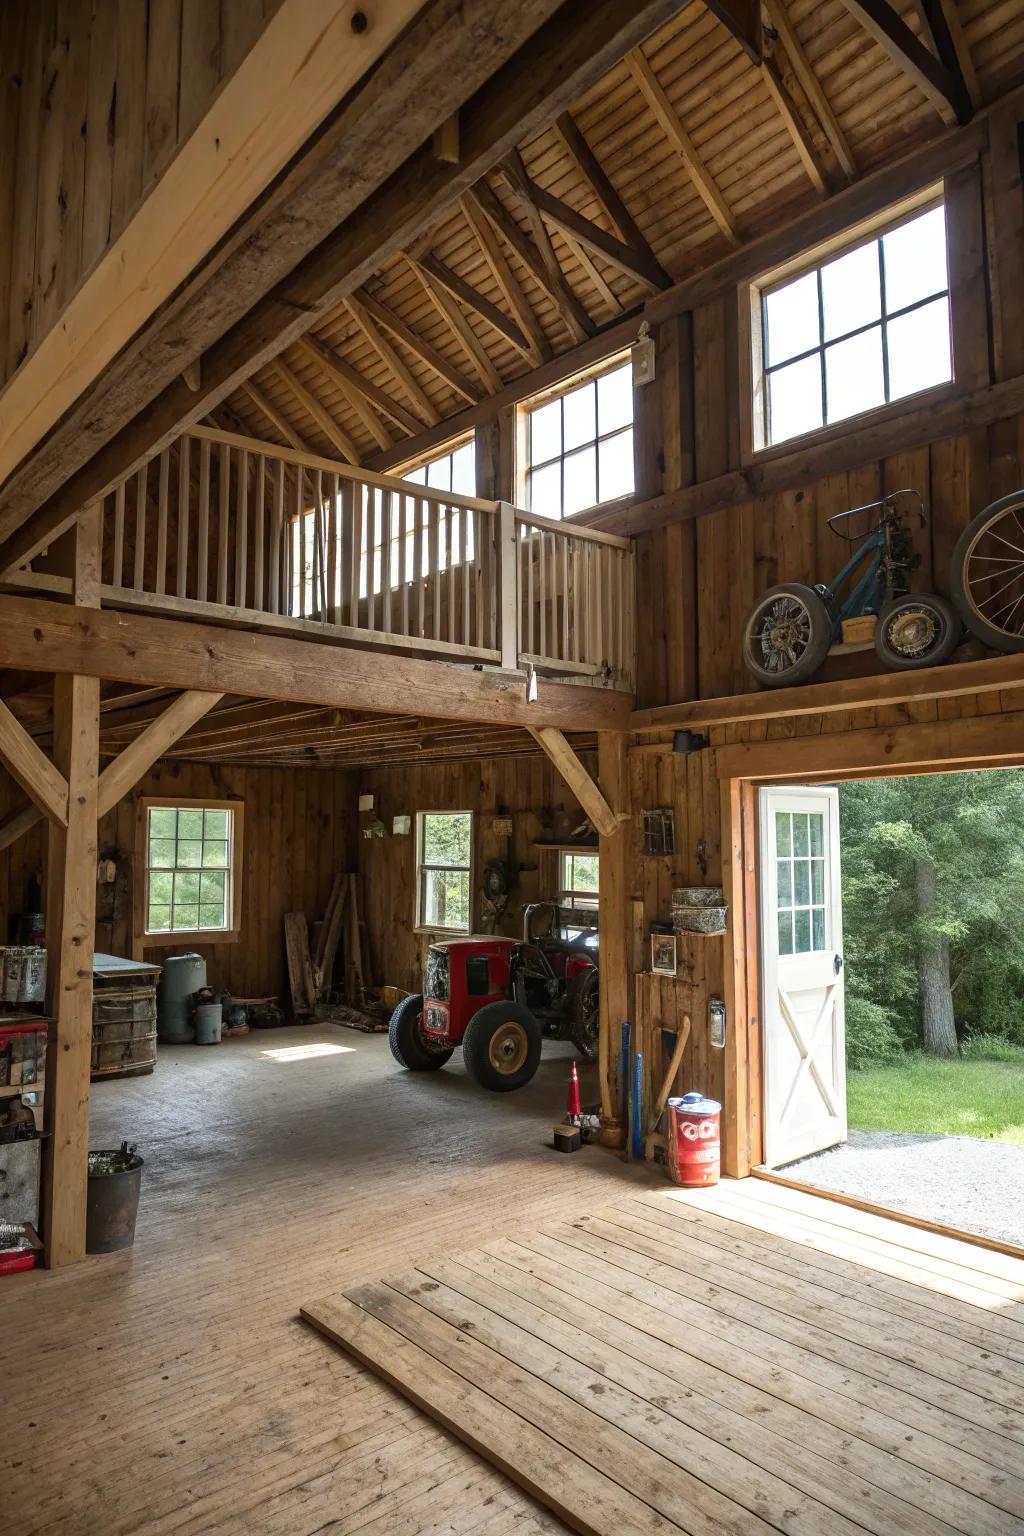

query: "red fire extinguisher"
xmin=667 ymin=1091 xmax=721 ymax=1187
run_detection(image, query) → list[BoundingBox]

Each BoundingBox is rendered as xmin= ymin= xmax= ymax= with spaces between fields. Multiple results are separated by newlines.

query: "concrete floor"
xmin=2 ymin=1025 xmax=658 ymax=1536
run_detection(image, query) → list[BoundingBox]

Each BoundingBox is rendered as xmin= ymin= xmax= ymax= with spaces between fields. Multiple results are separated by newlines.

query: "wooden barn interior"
xmin=2 ymin=2 xmax=1024 ymax=1533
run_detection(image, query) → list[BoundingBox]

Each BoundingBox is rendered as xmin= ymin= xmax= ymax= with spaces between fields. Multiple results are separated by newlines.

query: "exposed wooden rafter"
xmin=554 ymin=112 xmax=667 ymax=278
xmin=354 ymin=291 xmax=480 ymax=405
xmin=295 ymin=339 xmax=393 ymax=452
xmin=408 ymin=256 xmax=505 ymax=394
xmin=528 ymin=726 xmax=620 ymax=837
xmin=839 ymin=0 xmax=973 ymax=125
xmin=272 ymin=357 xmax=361 ymax=465
xmin=627 ymin=47 xmax=740 ymax=246
xmin=415 ymin=252 xmax=534 ymax=361
xmin=762 ymin=54 xmax=830 ymax=195
xmin=345 ymin=295 xmax=440 ymax=428
xmin=763 ymin=0 xmax=857 ymax=181
xmin=461 ymin=190 xmax=552 ymax=366
xmin=296 ymin=335 xmax=421 ymax=440
xmin=499 ymin=152 xmax=670 ymax=293
xmin=242 ymin=381 xmax=308 ymax=452
xmin=471 ymin=180 xmax=594 ymax=345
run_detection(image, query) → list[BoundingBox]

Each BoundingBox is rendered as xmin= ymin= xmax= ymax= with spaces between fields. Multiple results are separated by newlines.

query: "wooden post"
xmin=41 ymin=508 xmax=101 ymax=1268
xmin=496 ymin=500 xmax=519 ymax=671
xmin=597 ymin=730 xmax=629 ymax=1146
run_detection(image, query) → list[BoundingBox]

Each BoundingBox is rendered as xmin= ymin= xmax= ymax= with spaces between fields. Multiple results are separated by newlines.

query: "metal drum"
xmin=667 ymin=1091 xmax=721 ymax=1188
xmin=156 ymin=954 xmax=206 ymax=1043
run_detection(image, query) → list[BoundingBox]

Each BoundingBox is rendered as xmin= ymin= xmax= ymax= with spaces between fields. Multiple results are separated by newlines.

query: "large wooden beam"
xmin=527 ymin=726 xmax=619 ymax=836
xmin=0 ymin=0 xmax=683 ymax=575
xmin=0 ymin=699 xmax=68 ymax=826
xmin=346 ymin=295 xmax=440 ymax=427
xmin=41 ymin=512 xmax=101 ymax=1269
xmin=840 ymin=0 xmax=973 ymax=125
xmin=0 ymin=0 xmax=425 ymax=492
xmin=0 ymin=801 xmax=49 ymax=854
xmin=354 ymin=292 xmax=480 ymax=405
xmin=0 ymin=598 xmax=632 ymax=733
xmin=96 ymin=690 xmax=225 ymax=816
xmin=461 ymin=191 xmax=552 ymax=367
xmin=764 ymin=0 xmax=857 ymax=181
xmin=554 ymin=113 xmax=666 ymax=275
xmin=296 ymin=336 xmax=423 ymax=439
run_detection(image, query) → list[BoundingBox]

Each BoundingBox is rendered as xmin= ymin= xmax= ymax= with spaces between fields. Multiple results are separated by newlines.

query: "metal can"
xmin=667 ymin=1091 xmax=721 ymax=1187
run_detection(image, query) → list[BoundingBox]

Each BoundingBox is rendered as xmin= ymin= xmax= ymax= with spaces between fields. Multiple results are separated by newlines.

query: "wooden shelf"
xmin=0 ymin=1078 xmax=43 ymax=1099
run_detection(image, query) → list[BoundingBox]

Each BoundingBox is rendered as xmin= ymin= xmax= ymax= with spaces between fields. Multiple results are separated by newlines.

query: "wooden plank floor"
xmin=1 ymin=1028 xmax=659 ymax=1536
xmin=304 ymin=1177 xmax=1024 ymax=1536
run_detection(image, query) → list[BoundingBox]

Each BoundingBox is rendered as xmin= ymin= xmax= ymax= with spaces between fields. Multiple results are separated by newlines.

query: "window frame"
xmin=745 ymin=187 xmax=956 ymax=460
xmin=558 ymin=848 xmax=600 ymax=911
xmin=518 ymin=354 xmax=635 ymax=521
xmin=414 ymin=809 xmax=474 ymax=935
xmin=135 ymin=797 xmax=244 ymax=948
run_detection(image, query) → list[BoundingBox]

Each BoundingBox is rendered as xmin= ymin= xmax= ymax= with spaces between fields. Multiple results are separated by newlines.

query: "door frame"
xmin=715 ymin=710 xmax=1024 ymax=1180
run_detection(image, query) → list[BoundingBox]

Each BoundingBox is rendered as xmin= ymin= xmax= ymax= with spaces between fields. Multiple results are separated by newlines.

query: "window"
xmin=559 ymin=850 xmax=600 ymax=909
xmin=416 ymin=811 xmax=473 ymax=932
xmin=756 ymin=202 xmax=952 ymax=449
xmin=524 ymin=360 xmax=633 ymax=519
xmin=142 ymin=802 xmax=240 ymax=939
xmin=774 ymin=809 xmax=826 ymax=956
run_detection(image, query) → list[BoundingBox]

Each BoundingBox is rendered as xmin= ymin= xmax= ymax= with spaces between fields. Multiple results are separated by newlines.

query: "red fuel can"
xmin=667 ymin=1092 xmax=721 ymax=1187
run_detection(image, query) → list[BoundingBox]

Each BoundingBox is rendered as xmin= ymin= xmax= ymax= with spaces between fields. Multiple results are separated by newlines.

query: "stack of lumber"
xmin=284 ymin=874 xmax=367 ymax=1019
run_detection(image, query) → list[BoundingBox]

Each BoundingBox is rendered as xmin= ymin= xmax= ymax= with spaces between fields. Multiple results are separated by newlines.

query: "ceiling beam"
xmin=415 ymin=251 xmax=534 ymax=360
xmin=296 ymin=335 xmax=422 ymax=439
xmin=763 ymin=0 xmax=857 ymax=181
xmin=923 ymin=0 xmax=981 ymax=112
xmin=271 ymin=358 xmax=361 ymax=464
xmin=528 ymin=725 xmax=619 ymax=836
xmin=0 ymin=596 xmax=633 ymax=733
xmin=345 ymin=295 xmax=440 ymax=428
xmin=706 ymin=0 xmax=764 ymax=62
xmin=1 ymin=0 xmax=684 ymax=576
xmin=472 ymin=179 xmax=595 ymax=344
xmin=293 ymin=340 xmax=393 ymax=452
xmin=839 ymin=0 xmax=973 ymax=125
xmin=627 ymin=48 xmax=740 ymax=245
xmin=500 ymin=151 xmax=670 ymax=292
xmin=407 ymin=257 xmax=505 ymax=394
xmin=554 ymin=112 xmax=667 ymax=273
xmin=0 ymin=697 xmax=68 ymax=825
xmin=354 ymin=291 xmax=480 ymax=405
xmin=762 ymin=55 xmax=830 ymax=195
xmin=461 ymin=190 xmax=552 ymax=366
xmin=241 ymin=381 xmax=308 ymax=452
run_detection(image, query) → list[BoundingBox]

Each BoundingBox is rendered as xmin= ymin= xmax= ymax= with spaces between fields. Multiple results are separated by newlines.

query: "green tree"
xmin=839 ymin=770 xmax=1024 ymax=1058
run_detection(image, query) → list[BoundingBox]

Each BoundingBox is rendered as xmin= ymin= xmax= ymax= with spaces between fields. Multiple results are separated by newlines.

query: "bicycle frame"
xmin=815 ymin=490 xmax=922 ymax=639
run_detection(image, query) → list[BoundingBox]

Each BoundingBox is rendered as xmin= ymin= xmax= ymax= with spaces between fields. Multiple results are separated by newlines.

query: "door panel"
xmin=760 ymin=786 xmax=846 ymax=1168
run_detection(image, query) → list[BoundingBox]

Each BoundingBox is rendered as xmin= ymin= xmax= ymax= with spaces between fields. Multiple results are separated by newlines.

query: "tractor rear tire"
xmin=462 ymin=1001 xmax=542 ymax=1092
xmin=388 ymin=994 xmax=453 ymax=1071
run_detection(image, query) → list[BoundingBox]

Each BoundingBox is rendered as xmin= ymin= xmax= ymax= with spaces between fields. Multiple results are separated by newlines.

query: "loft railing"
xmin=29 ymin=426 xmax=635 ymax=687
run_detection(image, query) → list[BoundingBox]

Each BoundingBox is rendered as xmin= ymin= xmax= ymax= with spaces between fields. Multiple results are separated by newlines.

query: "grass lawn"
xmin=848 ymin=1056 xmax=1024 ymax=1144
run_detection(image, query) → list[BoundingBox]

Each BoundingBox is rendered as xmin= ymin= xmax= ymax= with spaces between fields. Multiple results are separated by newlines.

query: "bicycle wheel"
xmin=951 ymin=491 xmax=1024 ymax=653
xmin=742 ymin=582 xmax=833 ymax=687
xmin=874 ymin=593 xmax=960 ymax=670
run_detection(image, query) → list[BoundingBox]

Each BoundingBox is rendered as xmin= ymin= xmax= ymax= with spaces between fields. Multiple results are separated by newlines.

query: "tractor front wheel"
xmin=388 ymin=994 xmax=453 ymax=1071
xmin=462 ymin=1001 xmax=542 ymax=1092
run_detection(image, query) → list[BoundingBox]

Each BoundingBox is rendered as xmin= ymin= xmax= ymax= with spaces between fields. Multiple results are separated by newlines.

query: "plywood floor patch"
xmin=303 ymin=1179 xmax=1024 ymax=1536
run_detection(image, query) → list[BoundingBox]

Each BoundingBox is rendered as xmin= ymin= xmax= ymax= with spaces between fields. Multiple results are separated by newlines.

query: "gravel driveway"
xmin=783 ymin=1128 xmax=1024 ymax=1247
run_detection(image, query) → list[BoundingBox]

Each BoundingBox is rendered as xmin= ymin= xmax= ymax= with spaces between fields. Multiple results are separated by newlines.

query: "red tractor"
xmin=388 ymin=903 xmax=599 ymax=1091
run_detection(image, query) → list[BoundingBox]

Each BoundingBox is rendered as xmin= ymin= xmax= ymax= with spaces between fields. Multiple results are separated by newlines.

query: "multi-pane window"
xmin=559 ymin=850 xmax=600 ymax=909
xmin=145 ymin=805 xmax=235 ymax=935
xmin=775 ymin=810 xmax=826 ymax=957
xmin=416 ymin=811 xmax=472 ymax=932
xmin=759 ymin=204 xmax=951 ymax=448
xmin=525 ymin=361 xmax=633 ymax=519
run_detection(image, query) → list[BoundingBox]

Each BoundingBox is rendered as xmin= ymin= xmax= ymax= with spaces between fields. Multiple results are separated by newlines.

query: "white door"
xmin=760 ymin=786 xmax=846 ymax=1168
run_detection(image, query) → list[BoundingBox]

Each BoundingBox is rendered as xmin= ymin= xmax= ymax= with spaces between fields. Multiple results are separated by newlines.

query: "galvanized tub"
xmin=86 ymin=1145 xmax=143 ymax=1253
xmin=672 ymin=905 xmax=728 ymax=935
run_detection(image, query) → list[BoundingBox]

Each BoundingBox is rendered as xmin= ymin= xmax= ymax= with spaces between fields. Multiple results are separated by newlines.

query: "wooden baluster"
xmin=572 ymin=538 xmax=582 ymax=662
xmin=197 ymin=438 xmax=210 ymax=601
xmin=311 ymin=469 xmax=322 ymax=617
xmin=447 ymin=505 xmax=457 ymax=646
xmin=366 ymin=490 xmax=378 ymax=634
xmin=217 ymin=443 xmax=230 ymax=605
xmin=234 ymin=449 xmax=249 ymax=608
xmin=133 ymin=462 xmax=147 ymax=591
xmin=473 ymin=508 xmax=484 ymax=652
xmin=399 ymin=493 xmax=409 ymax=636
xmin=560 ymin=534 xmax=570 ymax=662
xmin=591 ymin=542 xmax=604 ymax=669
xmin=328 ymin=473 xmax=340 ymax=622
xmin=269 ymin=460 xmax=284 ymax=614
xmin=428 ymin=499 xmax=440 ymax=640
xmin=526 ymin=528 xmax=535 ymax=659
xmin=112 ymin=479 xmax=125 ymax=589
xmin=350 ymin=482 xmax=363 ymax=628
xmin=176 ymin=435 xmax=190 ymax=598
xmin=461 ymin=506 xmax=472 ymax=650
xmin=297 ymin=470 xmax=307 ymax=619
xmin=339 ymin=480 xmax=353 ymax=625
xmin=413 ymin=497 xmax=424 ymax=638
xmin=517 ymin=525 xmax=525 ymax=661
xmin=253 ymin=455 xmax=265 ymax=613
xmin=156 ymin=448 xmax=170 ymax=595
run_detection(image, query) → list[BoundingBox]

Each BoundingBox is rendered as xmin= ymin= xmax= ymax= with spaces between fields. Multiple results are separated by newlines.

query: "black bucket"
xmin=86 ymin=1143 xmax=143 ymax=1253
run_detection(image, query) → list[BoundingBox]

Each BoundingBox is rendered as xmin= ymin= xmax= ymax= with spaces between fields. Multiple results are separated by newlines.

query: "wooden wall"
xmin=0 ymin=758 xmax=356 ymax=1002
xmin=356 ymin=753 xmax=590 ymax=993
xmin=0 ymin=0 xmax=278 ymax=386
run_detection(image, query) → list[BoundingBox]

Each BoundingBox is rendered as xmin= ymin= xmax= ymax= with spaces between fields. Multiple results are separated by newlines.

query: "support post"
xmin=41 ymin=509 xmax=101 ymax=1267
xmin=597 ymin=730 xmax=629 ymax=1147
xmin=496 ymin=500 xmax=519 ymax=671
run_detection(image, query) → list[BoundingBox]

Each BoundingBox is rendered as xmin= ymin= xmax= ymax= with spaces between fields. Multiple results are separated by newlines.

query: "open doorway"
xmin=758 ymin=771 xmax=1024 ymax=1247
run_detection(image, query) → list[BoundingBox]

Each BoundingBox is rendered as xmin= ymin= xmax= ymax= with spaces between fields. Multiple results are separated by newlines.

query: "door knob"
xmin=834 ymin=953 xmax=844 ymax=974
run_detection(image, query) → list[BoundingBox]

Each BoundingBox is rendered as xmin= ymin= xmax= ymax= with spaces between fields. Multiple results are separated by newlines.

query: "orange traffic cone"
xmin=566 ymin=1060 xmax=582 ymax=1123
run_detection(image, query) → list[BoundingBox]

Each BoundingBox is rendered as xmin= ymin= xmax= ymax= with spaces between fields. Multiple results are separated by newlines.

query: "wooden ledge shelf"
xmin=630 ymin=645 xmax=1024 ymax=734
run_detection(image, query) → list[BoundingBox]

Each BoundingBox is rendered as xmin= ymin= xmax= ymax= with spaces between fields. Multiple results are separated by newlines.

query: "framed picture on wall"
xmin=650 ymin=932 xmax=677 ymax=977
